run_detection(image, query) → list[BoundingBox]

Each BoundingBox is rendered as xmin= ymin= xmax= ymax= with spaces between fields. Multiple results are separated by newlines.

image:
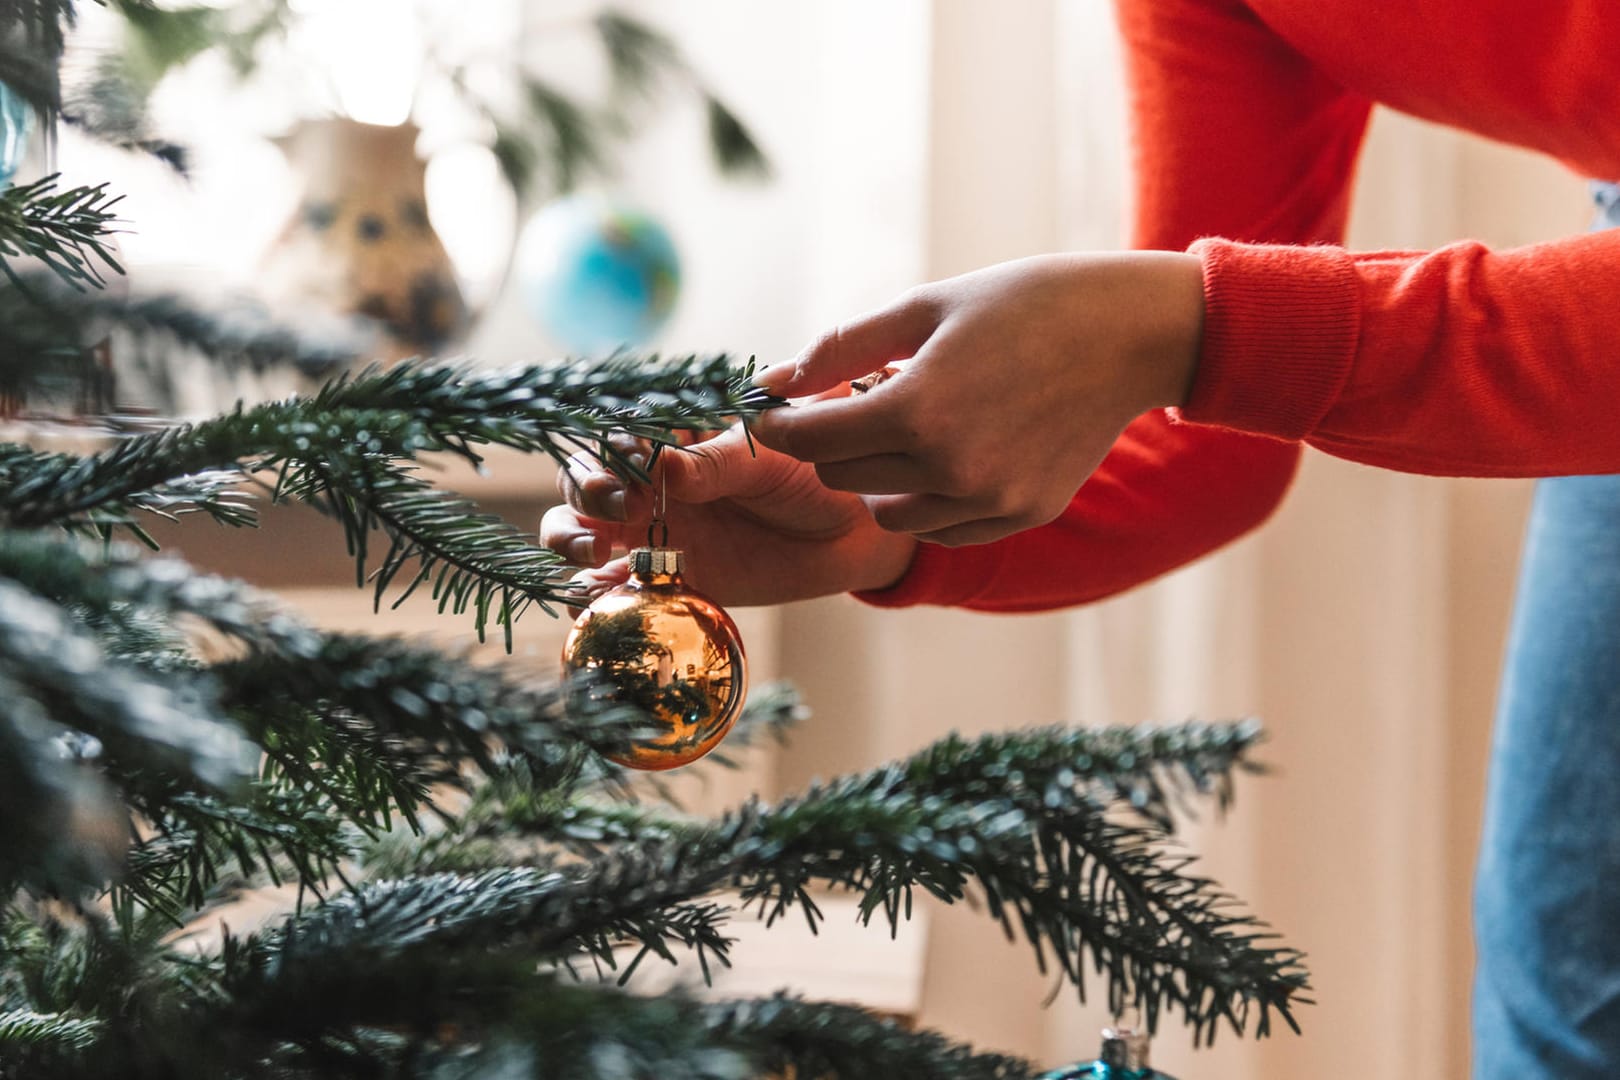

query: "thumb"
xmin=756 ymin=290 xmax=939 ymax=397
xmin=662 ymin=428 xmax=775 ymax=504
xmin=662 ymin=427 xmax=799 ymax=504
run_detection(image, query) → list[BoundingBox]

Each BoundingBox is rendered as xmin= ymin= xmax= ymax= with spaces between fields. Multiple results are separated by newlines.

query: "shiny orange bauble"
xmin=561 ymin=547 xmax=746 ymax=770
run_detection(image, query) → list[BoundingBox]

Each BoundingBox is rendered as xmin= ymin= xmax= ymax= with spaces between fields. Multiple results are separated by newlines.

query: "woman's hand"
xmin=540 ymin=425 xmax=918 ymax=607
xmin=750 ymin=252 xmax=1204 ymax=546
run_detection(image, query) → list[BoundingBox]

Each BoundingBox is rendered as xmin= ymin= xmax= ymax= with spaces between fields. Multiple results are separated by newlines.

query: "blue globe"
xmin=516 ymin=195 xmax=681 ymax=356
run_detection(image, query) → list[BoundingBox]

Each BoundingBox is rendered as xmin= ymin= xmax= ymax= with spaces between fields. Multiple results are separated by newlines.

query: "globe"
xmin=515 ymin=195 xmax=681 ymax=356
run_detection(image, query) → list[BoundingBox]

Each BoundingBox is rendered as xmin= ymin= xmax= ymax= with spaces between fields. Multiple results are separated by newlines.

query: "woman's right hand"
xmin=540 ymin=424 xmax=918 ymax=608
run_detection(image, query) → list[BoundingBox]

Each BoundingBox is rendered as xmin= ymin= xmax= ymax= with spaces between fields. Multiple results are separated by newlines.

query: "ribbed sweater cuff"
xmin=852 ymin=539 xmax=1006 ymax=609
xmin=1179 ymin=238 xmax=1361 ymax=440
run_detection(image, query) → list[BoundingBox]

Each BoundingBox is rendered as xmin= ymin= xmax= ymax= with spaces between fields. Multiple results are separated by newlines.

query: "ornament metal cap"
xmin=629 ymin=546 xmax=684 ymax=576
xmin=1099 ymin=1025 xmax=1150 ymax=1070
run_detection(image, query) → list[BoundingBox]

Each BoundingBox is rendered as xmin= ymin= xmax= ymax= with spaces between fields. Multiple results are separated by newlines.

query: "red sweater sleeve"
xmin=858 ymin=0 xmax=1374 ymax=611
xmin=1183 ymin=232 xmax=1620 ymax=476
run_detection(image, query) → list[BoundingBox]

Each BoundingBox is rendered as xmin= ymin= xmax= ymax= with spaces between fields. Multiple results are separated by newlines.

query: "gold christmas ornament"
xmin=562 ymin=544 xmax=747 ymax=770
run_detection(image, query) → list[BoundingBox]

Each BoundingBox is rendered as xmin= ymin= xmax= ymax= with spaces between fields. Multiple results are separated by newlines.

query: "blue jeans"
xmin=1472 ymin=183 xmax=1620 ymax=1077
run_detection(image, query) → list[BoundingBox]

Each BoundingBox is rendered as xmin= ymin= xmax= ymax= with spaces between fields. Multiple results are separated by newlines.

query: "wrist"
xmin=860 ymin=533 xmax=920 ymax=593
xmin=1134 ymin=251 xmax=1205 ymax=410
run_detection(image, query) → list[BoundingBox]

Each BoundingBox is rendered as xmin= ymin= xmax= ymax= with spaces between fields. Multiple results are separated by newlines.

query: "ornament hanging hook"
xmin=646 ymin=451 xmax=670 ymax=549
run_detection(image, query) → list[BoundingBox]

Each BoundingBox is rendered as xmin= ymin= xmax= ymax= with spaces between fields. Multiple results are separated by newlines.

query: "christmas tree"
xmin=0 ymin=3 xmax=1308 ymax=1077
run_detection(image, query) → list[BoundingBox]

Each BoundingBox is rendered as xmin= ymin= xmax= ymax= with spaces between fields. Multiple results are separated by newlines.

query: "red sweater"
xmin=862 ymin=0 xmax=1620 ymax=613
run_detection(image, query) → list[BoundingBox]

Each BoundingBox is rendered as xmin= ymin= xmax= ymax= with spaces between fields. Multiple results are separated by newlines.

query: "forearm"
xmin=1184 ymin=231 xmax=1620 ymax=477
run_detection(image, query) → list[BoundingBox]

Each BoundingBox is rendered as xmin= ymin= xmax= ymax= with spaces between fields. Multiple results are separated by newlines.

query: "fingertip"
xmin=751 ymin=360 xmax=795 ymax=396
xmin=568 ymin=559 xmax=631 ymax=611
xmin=744 ymin=408 xmax=791 ymax=456
xmin=773 ymin=293 xmax=938 ymax=397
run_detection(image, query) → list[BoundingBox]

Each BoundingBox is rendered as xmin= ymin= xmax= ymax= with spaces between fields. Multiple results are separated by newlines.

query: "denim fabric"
xmin=1472 ymin=182 xmax=1620 ymax=1077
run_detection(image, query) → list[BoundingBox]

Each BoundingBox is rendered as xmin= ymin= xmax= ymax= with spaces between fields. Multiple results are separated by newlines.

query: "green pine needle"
xmin=0 ymin=177 xmax=124 ymax=292
xmin=707 ymin=994 xmax=1037 ymax=1080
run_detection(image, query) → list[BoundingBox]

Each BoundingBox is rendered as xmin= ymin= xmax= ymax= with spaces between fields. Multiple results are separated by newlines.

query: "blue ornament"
xmin=515 ymin=195 xmax=681 ymax=356
xmin=0 ymin=80 xmax=32 ymax=187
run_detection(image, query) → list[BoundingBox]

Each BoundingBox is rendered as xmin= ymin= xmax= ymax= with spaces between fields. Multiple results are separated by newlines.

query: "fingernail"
xmin=567 ymin=534 xmax=595 ymax=565
xmin=752 ymin=362 xmax=793 ymax=393
xmin=604 ymin=490 xmax=626 ymax=521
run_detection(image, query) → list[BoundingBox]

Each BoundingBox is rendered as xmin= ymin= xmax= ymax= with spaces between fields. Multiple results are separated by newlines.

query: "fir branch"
xmin=0 ymin=896 xmax=176 ymax=1020
xmin=0 ymin=532 xmax=650 ymax=838
xmin=108 ymin=290 xmax=370 ymax=376
xmin=0 ymin=276 xmax=374 ymax=382
xmin=249 ymin=704 xmax=454 ymax=840
xmin=0 ymin=906 xmax=244 ymax=1080
xmin=1 ymin=355 xmax=771 ymax=533
xmin=429 ymin=725 xmax=1304 ymax=1042
xmin=276 ymin=452 xmax=576 ymax=642
xmin=0 ymin=276 xmax=90 ymax=401
xmin=216 ymin=969 xmax=758 ymax=1080
xmin=219 ymin=987 xmax=1039 ymax=1080
xmin=256 ymin=867 xmax=737 ymax=994
xmin=705 ymin=994 xmax=1037 ymax=1080
xmin=0 ymin=1009 xmax=101 ymax=1053
xmin=0 ymin=578 xmax=253 ymax=794
xmin=0 ymin=177 xmax=123 ymax=292
xmin=264 ymin=742 xmax=1303 ymax=1042
xmin=213 ymin=632 xmax=651 ymax=803
xmin=902 ymin=721 xmax=1267 ymax=831
xmin=0 ymin=356 xmax=774 ymax=636
xmin=308 ymin=353 xmax=776 ymax=469
xmin=117 ymin=788 xmax=357 ymax=927
xmin=0 ymin=681 xmax=126 ymax=898
xmin=0 ymin=446 xmax=254 ymax=543
xmin=0 ymin=532 xmax=642 ymax=765
xmin=0 ymin=1008 xmax=103 ymax=1078
xmin=0 ymin=445 xmax=245 ymax=542
xmin=0 ymin=532 xmax=318 ymax=659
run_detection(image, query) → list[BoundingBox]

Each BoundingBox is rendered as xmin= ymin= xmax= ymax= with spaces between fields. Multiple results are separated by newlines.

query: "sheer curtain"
xmin=552 ymin=2 xmax=1590 ymax=1074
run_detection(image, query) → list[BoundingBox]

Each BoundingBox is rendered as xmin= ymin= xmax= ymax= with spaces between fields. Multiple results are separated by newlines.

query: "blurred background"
xmin=39 ymin=0 xmax=1597 ymax=1075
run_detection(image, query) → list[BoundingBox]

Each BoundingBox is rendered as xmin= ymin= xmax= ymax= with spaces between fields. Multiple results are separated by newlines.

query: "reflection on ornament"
xmin=562 ymin=546 xmax=745 ymax=770
xmin=515 ymin=194 xmax=680 ymax=356
xmin=0 ymin=80 xmax=33 ymax=187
